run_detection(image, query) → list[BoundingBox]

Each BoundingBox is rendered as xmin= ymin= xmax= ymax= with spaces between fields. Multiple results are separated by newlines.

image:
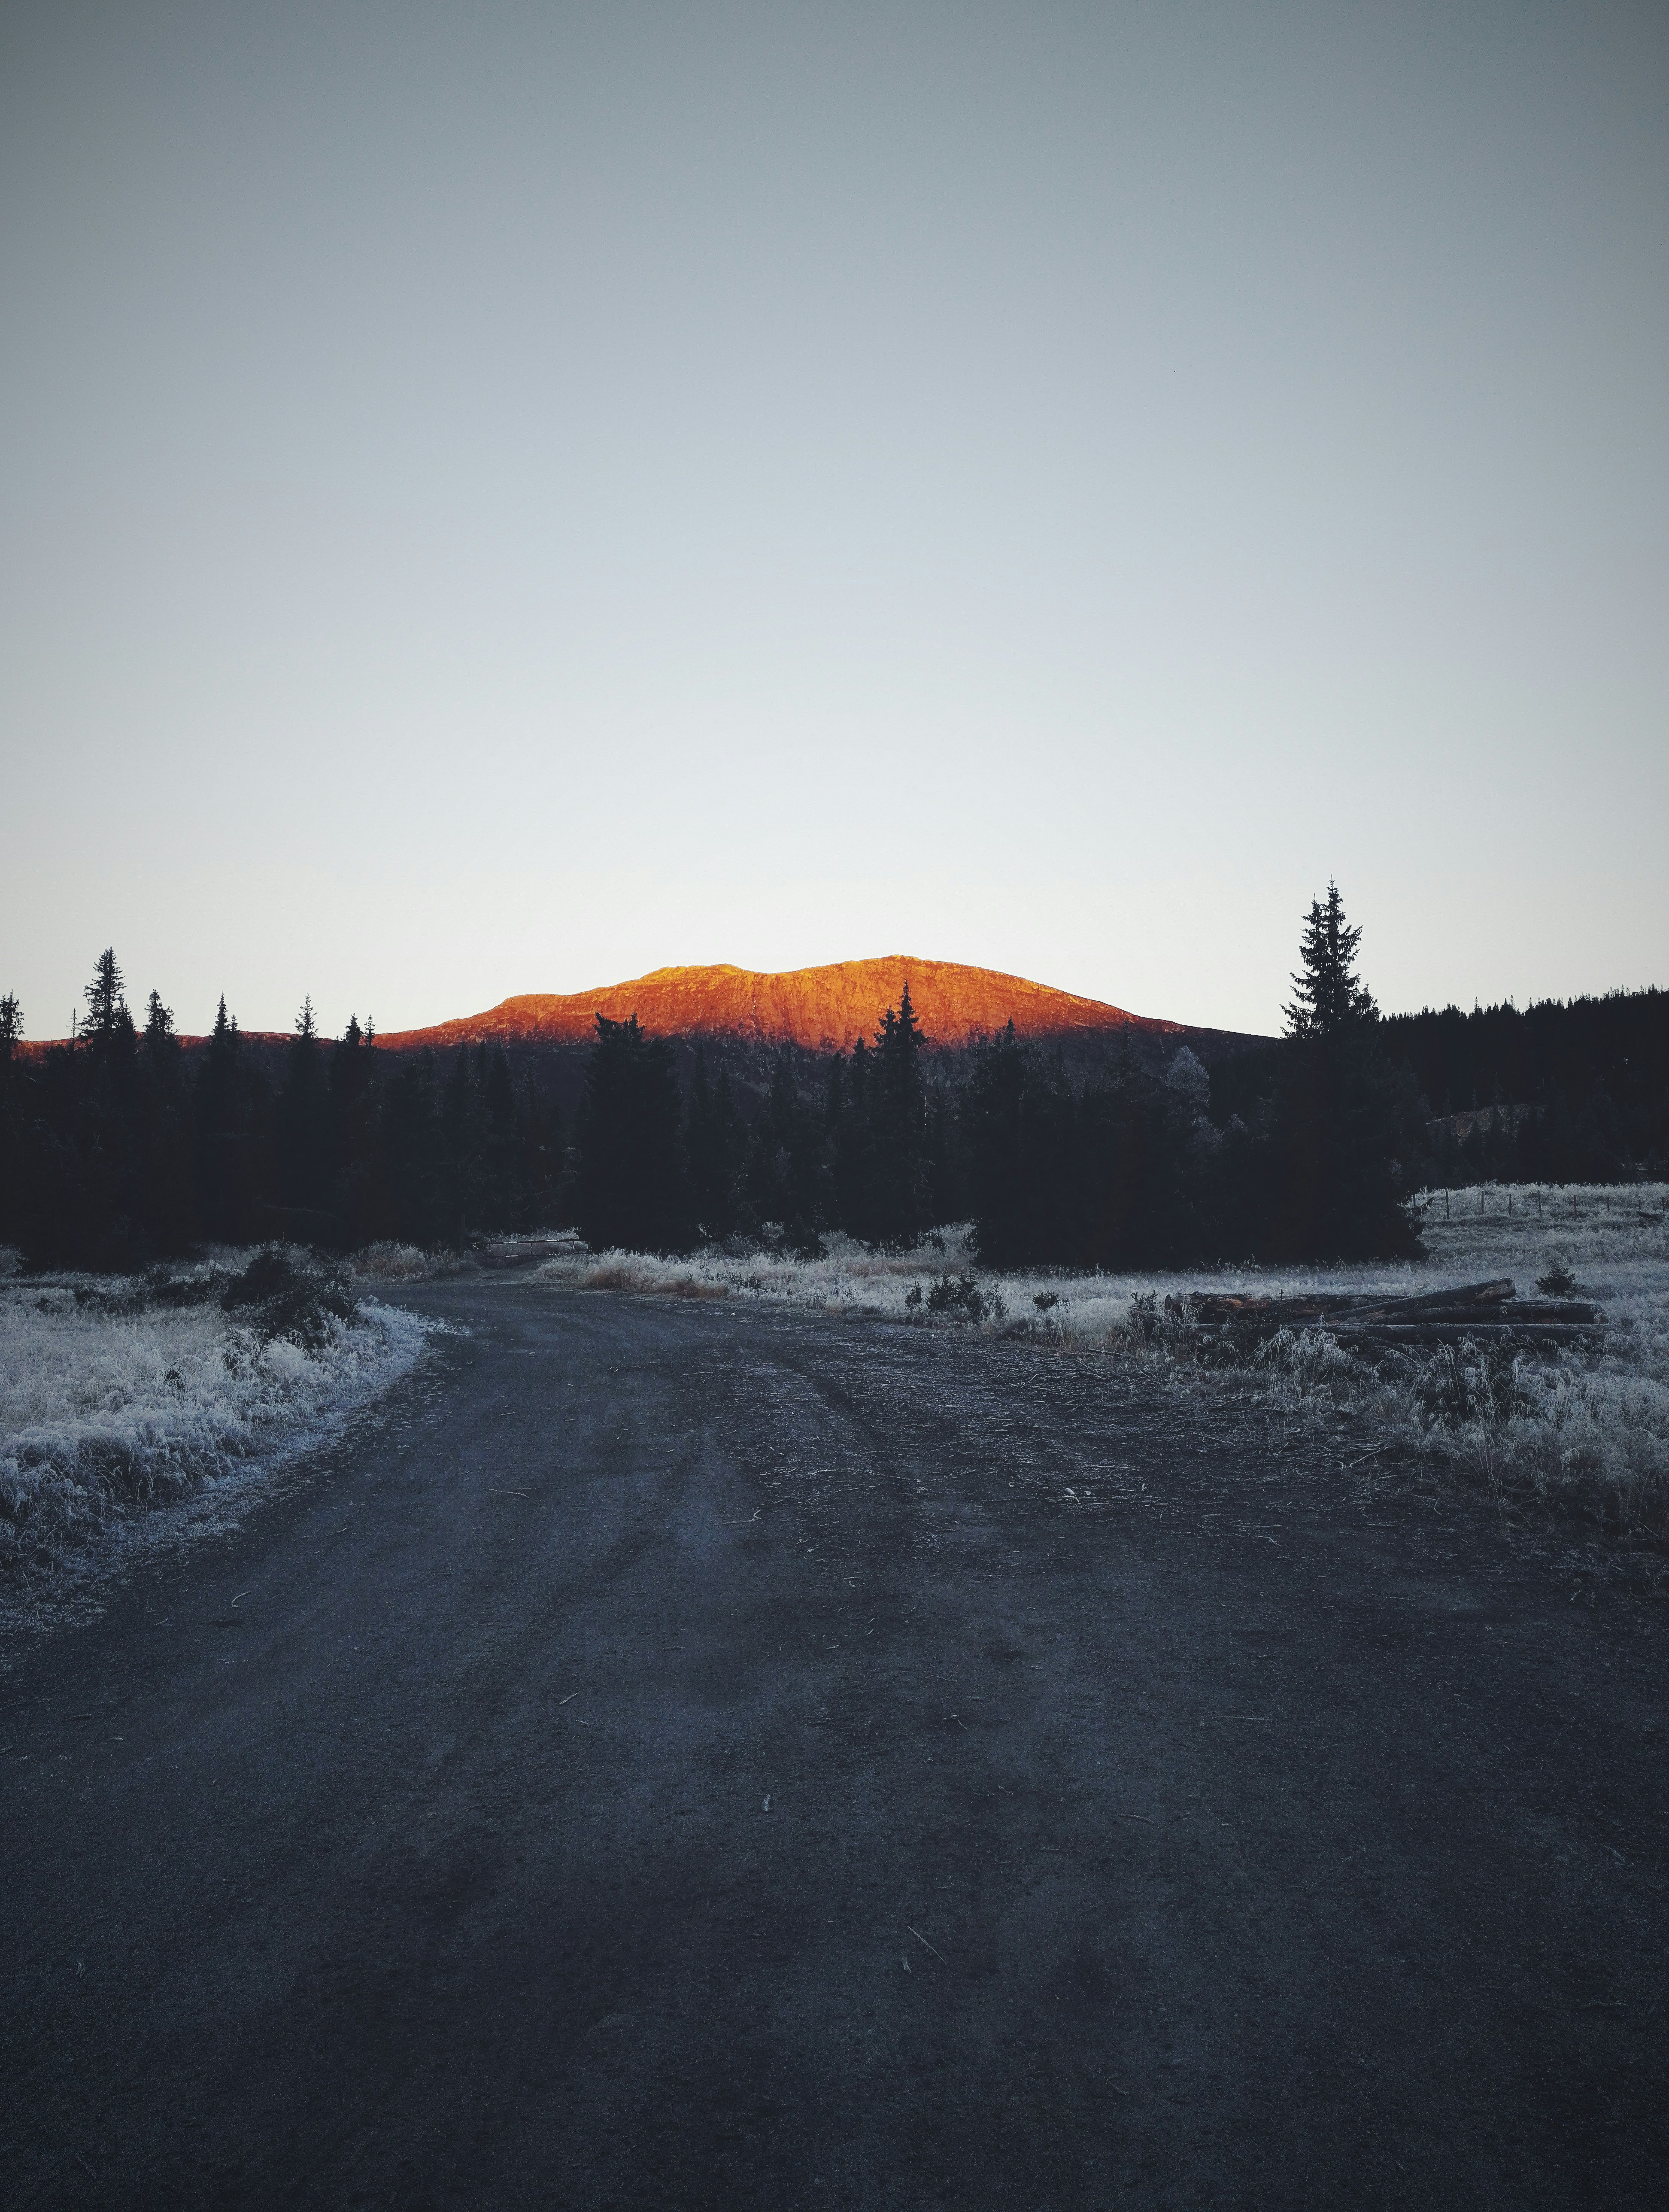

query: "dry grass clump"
xmin=580 ymin=1258 xmax=727 ymax=1298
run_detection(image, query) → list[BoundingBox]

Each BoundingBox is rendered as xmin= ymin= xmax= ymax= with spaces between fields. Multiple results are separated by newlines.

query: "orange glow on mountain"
xmin=377 ymin=958 xmax=1186 ymax=1054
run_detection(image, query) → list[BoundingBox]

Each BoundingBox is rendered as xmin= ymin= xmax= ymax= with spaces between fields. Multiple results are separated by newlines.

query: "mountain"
xmin=376 ymin=957 xmax=1243 ymax=1056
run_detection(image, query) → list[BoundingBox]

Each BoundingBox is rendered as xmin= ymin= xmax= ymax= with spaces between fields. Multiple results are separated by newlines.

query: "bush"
xmin=907 ymin=1270 xmax=1007 ymax=1325
xmin=221 ymin=1245 xmax=359 ymax=1349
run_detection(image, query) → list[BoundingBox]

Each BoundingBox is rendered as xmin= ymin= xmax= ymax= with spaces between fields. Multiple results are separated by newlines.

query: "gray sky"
xmin=4 ymin=0 xmax=1666 ymax=1039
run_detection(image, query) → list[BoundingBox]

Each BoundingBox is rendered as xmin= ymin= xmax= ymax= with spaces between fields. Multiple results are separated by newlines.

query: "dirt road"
xmin=4 ymin=1283 xmax=1666 ymax=2209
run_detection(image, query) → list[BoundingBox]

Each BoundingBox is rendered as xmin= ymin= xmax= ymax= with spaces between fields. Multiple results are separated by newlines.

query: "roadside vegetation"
xmin=540 ymin=1185 xmax=1669 ymax=1545
xmin=0 ymin=1246 xmax=429 ymax=1584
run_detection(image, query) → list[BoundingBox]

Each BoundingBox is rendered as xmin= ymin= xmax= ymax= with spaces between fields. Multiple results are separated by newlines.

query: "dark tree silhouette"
xmin=686 ymin=1045 xmax=744 ymax=1239
xmin=82 ymin=948 xmax=129 ymax=1043
xmin=278 ymin=997 xmax=328 ymax=1215
xmin=1272 ymin=884 xmax=1415 ymax=1260
xmin=195 ymin=994 xmax=263 ymax=1244
xmin=0 ymin=992 xmax=21 ymax=1254
xmin=1284 ymin=881 xmax=1378 ymax=1041
xmin=575 ymin=1015 xmax=690 ymax=1254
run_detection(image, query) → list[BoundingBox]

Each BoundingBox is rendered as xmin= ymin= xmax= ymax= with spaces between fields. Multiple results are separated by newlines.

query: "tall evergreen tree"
xmin=859 ymin=985 xmax=929 ymax=1246
xmin=1273 ymin=884 xmax=1414 ymax=1259
xmin=137 ymin=989 xmax=194 ymax=1252
xmin=278 ymin=996 xmax=328 ymax=1214
xmin=337 ymin=1015 xmax=391 ymax=1244
xmin=195 ymin=994 xmax=259 ymax=1243
xmin=1284 ymin=881 xmax=1378 ymax=1041
xmin=142 ymin=991 xmax=175 ymax=1057
xmin=82 ymin=948 xmax=129 ymax=1043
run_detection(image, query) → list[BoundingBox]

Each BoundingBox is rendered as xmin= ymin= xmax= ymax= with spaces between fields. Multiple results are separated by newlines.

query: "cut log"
xmin=1187 ymin=1279 xmax=1517 ymax=1327
xmin=1366 ymin=1279 xmax=1515 ymax=1314
xmin=1478 ymin=1299 xmax=1598 ymax=1325
xmin=1330 ymin=1321 xmax=1601 ymax=1348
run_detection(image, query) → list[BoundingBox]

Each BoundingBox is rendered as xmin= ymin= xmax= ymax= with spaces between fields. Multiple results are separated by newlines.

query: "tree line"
xmin=556 ymin=885 xmax=1665 ymax=1263
xmin=0 ymin=957 xmax=563 ymax=1269
xmin=3 ymin=891 xmax=1662 ymax=1273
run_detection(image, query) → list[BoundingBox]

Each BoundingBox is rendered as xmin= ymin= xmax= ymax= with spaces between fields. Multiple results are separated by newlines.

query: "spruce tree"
xmin=331 ymin=1015 xmax=384 ymax=1245
xmin=868 ymin=984 xmax=927 ymax=1246
xmin=142 ymin=991 xmax=176 ymax=1056
xmin=82 ymin=948 xmax=128 ymax=1041
xmin=1284 ymin=881 xmax=1378 ymax=1041
xmin=196 ymin=995 xmax=251 ymax=1242
xmin=1274 ymin=883 xmax=1416 ymax=1259
xmin=134 ymin=990 xmax=194 ymax=1251
xmin=279 ymin=995 xmax=326 ymax=1214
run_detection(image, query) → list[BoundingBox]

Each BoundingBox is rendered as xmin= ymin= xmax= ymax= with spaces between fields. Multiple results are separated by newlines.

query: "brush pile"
xmin=1171 ymin=1278 xmax=1601 ymax=1349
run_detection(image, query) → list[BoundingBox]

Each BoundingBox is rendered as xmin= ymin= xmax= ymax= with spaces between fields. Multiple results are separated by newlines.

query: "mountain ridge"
xmin=375 ymin=956 xmax=1219 ymax=1055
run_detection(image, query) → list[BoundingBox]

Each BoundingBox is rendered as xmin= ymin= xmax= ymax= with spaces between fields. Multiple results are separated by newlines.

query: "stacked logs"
xmin=1169 ymin=1278 xmax=1601 ymax=1349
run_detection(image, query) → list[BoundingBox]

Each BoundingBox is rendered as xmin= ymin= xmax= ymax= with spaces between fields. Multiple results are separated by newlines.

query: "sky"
xmin=3 ymin=0 xmax=1666 ymax=1042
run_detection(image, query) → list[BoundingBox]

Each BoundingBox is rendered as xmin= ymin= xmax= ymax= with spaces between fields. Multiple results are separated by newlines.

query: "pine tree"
xmin=867 ymin=984 xmax=928 ymax=1246
xmin=331 ymin=1014 xmax=384 ymax=1244
xmin=137 ymin=990 xmax=193 ymax=1250
xmin=279 ymin=995 xmax=326 ymax=1214
xmin=196 ymin=994 xmax=252 ymax=1242
xmin=1273 ymin=883 xmax=1415 ymax=1260
xmin=82 ymin=948 xmax=128 ymax=1040
xmin=1284 ymin=881 xmax=1378 ymax=1040
xmin=142 ymin=991 xmax=176 ymax=1054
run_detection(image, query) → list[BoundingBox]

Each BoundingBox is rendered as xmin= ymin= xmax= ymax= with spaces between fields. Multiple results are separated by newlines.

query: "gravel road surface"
xmin=4 ymin=1281 xmax=1666 ymax=2209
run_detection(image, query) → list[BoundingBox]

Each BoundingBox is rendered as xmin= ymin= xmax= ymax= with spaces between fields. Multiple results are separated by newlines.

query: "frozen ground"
xmin=538 ymin=1183 xmax=1669 ymax=1539
xmin=0 ymin=1251 xmax=432 ymax=1587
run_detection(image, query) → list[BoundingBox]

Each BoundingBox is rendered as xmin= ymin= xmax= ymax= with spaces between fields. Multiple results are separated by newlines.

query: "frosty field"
xmin=537 ymin=1184 xmax=1669 ymax=1540
xmin=0 ymin=1254 xmax=431 ymax=1585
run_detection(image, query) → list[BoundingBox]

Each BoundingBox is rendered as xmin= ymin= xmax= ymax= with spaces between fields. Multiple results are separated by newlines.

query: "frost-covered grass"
xmin=540 ymin=1185 xmax=1669 ymax=1540
xmin=1318 ymin=1183 xmax=1669 ymax=1539
xmin=352 ymin=1240 xmax=479 ymax=1282
xmin=0 ymin=1249 xmax=431 ymax=1582
xmin=352 ymin=1233 xmax=583 ymax=1281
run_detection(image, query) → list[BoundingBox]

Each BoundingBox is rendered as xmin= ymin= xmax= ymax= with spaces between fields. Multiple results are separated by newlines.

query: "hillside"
xmin=376 ymin=957 xmax=1200 ymax=1056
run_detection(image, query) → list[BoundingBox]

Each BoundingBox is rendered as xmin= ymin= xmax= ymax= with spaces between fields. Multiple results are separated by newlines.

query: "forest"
xmin=2 ymin=891 xmax=1663 ymax=1274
